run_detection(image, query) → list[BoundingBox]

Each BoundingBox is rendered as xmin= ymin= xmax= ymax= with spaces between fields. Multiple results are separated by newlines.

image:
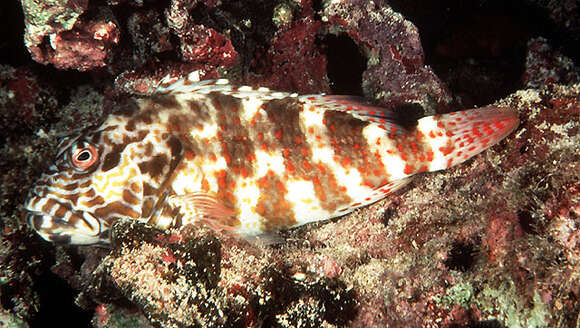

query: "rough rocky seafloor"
xmin=0 ymin=0 xmax=579 ymax=327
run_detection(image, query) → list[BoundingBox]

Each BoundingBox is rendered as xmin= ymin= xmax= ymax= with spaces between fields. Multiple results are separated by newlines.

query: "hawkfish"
xmin=24 ymin=72 xmax=519 ymax=245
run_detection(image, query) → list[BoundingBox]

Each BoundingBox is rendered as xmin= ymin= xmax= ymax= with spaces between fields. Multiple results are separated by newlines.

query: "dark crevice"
xmin=321 ymin=33 xmax=367 ymax=96
xmin=444 ymin=241 xmax=477 ymax=272
xmin=29 ymin=269 xmax=92 ymax=327
xmin=517 ymin=209 xmax=538 ymax=234
xmin=388 ymin=0 xmax=564 ymax=109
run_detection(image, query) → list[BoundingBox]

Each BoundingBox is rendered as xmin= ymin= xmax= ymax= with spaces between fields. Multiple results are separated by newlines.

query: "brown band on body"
xmin=324 ymin=111 xmax=391 ymax=187
xmin=263 ymin=98 xmax=311 ymax=178
xmin=210 ymin=92 xmax=256 ymax=180
xmin=254 ymin=170 xmax=296 ymax=231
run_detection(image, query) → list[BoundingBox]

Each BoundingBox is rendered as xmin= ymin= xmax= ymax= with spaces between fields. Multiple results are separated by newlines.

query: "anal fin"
xmin=334 ymin=177 xmax=412 ymax=216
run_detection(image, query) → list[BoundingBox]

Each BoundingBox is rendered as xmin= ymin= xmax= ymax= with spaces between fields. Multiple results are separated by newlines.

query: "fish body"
xmin=24 ymin=73 xmax=519 ymax=245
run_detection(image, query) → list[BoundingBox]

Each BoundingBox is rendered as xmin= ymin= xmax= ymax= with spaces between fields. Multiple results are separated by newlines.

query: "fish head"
xmin=24 ymin=121 xmax=183 ymax=245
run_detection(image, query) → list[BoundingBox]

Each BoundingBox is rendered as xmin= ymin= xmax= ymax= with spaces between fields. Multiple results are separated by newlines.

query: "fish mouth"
xmin=27 ymin=210 xmax=105 ymax=245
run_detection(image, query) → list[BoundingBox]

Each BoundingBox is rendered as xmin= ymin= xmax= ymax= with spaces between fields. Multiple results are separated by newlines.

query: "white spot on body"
xmin=362 ymin=124 xmax=407 ymax=179
xmin=232 ymin=180 xmax=263 ymax=235
xmin=240 ymin=97 xmax=264 ymax=122
xmin=254 ymin=150 xmax=286 ymax=177
xmin=416 ymin=116 xmax=448 ymax=171
xmin=285 ymin=179 xmax=331 ymax=225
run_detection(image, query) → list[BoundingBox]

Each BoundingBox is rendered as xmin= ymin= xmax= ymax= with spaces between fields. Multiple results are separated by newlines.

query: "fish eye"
xmin=71 ymin=143 xmax=98 ymax=170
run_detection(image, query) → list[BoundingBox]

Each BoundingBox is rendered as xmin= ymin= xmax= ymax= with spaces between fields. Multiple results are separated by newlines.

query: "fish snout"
xmin=26 ymin=209 xmax=105 ymax=245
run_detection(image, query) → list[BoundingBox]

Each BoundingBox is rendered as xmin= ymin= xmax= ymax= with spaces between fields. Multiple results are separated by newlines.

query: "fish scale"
xmin=24 ymin=72 xmax=519 ymax=245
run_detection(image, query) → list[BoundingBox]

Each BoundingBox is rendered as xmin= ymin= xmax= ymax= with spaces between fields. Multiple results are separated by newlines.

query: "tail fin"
xmin=417 ymin=106 xmax=519 ymax=172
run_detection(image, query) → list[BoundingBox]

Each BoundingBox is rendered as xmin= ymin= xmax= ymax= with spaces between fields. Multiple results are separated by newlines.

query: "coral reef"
xmin=1 ymin=0 xmax=579 ymax=327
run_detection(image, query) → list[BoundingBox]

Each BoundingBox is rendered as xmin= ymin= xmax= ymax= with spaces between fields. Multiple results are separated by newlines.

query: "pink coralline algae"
xmin=21 ymin=0 xmax=119 ymax=70
xmin=522 ymin=37 xmax=579 ymax=89
xmin=323 ymin=0 xmax=451 ymax=113
xmin=246 ymin=3 xmax=329 ymax=94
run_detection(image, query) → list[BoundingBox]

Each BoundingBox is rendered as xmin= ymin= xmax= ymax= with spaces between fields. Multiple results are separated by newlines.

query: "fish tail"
xmin=416 ymin=106 xmax=519 ymax=172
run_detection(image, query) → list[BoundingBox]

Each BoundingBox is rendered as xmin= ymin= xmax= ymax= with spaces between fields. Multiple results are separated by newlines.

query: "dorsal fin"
xmin=155 ymin=71 xmax=298 ymax=100
xmin=299 ymin=94 xmax=404 ymax=135
xmin=156 ymin=72 xmax=405 ymax=135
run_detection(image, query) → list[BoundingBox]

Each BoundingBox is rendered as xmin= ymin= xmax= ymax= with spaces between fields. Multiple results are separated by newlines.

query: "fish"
xmin=24 ymin=72 xmax=519 ymax=245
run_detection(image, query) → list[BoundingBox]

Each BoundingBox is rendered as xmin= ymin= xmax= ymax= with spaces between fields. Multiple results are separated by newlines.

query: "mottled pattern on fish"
xmin=24 ymin=73 xmax=519 ymax=245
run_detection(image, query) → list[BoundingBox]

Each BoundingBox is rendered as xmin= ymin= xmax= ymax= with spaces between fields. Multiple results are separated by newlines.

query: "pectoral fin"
xmin=169 ymin=192 xmax=240 ymax=233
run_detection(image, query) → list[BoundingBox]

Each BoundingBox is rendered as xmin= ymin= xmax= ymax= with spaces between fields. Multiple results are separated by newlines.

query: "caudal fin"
xmin=417 ymin=106 xmax=519 ymax=172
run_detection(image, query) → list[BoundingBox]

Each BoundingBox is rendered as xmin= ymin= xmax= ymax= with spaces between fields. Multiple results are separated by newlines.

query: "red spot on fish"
xmin=472 ymin=127 xmax=483 ymax=138
xmin=362 ymin=180 xmax=374 ymax=188
xmin=439 ymin=146 xmax=455 ymax=156
xmin=276 ymin=181 xmax=286 ymax=191
xmin=341 ymin=157 xmax=351 ymax=166
xmin=295 ymin=136 xmax=302 ymax=144
xmin=286 ymin=161 xmax=295 ymax=173
xmin=185 ymin=151 xmax=195 ymax=160
xmin=404 ymin=164 xmax=414 ymax=175
xmin=429 ymin=131 xmax=436 ymax=138
xmin=427 ymin=150 xmax=434 ymax=161
xmin=216 ymin=170 xmax=227 ymax=188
